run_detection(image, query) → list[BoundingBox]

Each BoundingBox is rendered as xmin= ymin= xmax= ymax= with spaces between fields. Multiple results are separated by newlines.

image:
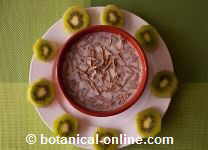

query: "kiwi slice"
xmin=33 ymin=38 xmax=56 ymax=62
xmin=53 ymin=114 xmax=78 ymax=137
xmin=150 ymin=71 xmax=178 ymax=98
xmin=63 ymin=6 xmax=90 ymax=33
xmin=136 ymin=108 xmax=161 ymax=138
xmin=135 ymin=25 xmax=159 ymax=51
xmin=93 ymin=128 xmax=119 ymax=150
xmin=101 ymin=4 xmax=124 ymax=27
xmin=27 ymin=78 xmax=55 ymax=107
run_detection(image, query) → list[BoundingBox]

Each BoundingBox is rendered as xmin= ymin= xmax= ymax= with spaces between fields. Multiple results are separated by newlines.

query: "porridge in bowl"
xmin=61 ymin=31 xmax=142 ymax=112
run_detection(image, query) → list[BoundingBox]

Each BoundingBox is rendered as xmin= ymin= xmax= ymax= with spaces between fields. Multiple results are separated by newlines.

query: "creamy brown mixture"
xmin=62 ymin=32 xmax=141 ymax=111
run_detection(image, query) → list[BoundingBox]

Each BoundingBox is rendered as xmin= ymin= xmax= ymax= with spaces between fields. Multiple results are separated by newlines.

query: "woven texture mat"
xmin=0 ymin=0 xmax=208 ymax=149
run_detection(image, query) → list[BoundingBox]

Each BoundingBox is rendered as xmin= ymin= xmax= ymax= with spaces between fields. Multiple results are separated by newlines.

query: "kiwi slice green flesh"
xmin=135 ymin=25 xmax=158 ymax=51
xmin=63 ymin=6 xmax=90 ymax=33
xmin=93 ymin=128 xmax=119 ymax=150
xmin=101 ymin=4 xmax=124 ymax=27
xmin=136 ymin=108 xmax=161 ymax=138
xmin=150 ymin=71 xmax=178 ymax=98
xmin=33 ymin=39 xmax=56 ymax=62
xmin=54 ymin=114 xmax=78 ymax=137
xmin=27 ymin=79 xmax=55 ymax=107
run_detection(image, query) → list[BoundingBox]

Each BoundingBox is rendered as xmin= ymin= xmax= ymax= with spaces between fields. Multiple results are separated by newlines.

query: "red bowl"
xmin=56 ymin=25 xmax=148 ymax=117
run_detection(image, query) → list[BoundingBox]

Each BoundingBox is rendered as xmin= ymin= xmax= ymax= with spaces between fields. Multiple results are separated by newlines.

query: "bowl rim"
xmin=56 ymin=25 xmax=148 ymax=117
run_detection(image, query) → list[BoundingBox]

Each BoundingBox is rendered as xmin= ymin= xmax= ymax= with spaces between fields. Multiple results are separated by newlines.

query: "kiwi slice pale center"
xmin=99 ymin=136 xmax=107 ymax=145
xmin=142 ymin=115 xmax=155 ymax=132
xmin=160 ymin=78 xmax=169 ymax=88
xmin=99 ymin=134 xmax=112 ymax=145
xmin=37 ymin=87 xmax=47 ymax=97
xmin=60 ymin=122 xmax=71 ymax=133
xmin=40 ymin=44 xmax=52 ymax=59
xmin=143 ymin=117 xmax=153 ymax=129
xmin=143 ymin=32 xmax=152 ymax=43
xmin=107 ymin=10 xmax=120 ymax=25
xmin=159 ymin=75 xmax=171 ymax=89
xmin=42 ymin=46 xmax=50 ymax=56
xmin=109 ymin=12 xmax=117 ymax=23
xmin=33 ymin=85 xmax=50 ymax=100
xmin=68 ymin=12 xmax=84 ymax=29
xmin=58 ymin=120 xmax=72 ymax=136
xmin=70 ymin=15 xmax=79 ymax=26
